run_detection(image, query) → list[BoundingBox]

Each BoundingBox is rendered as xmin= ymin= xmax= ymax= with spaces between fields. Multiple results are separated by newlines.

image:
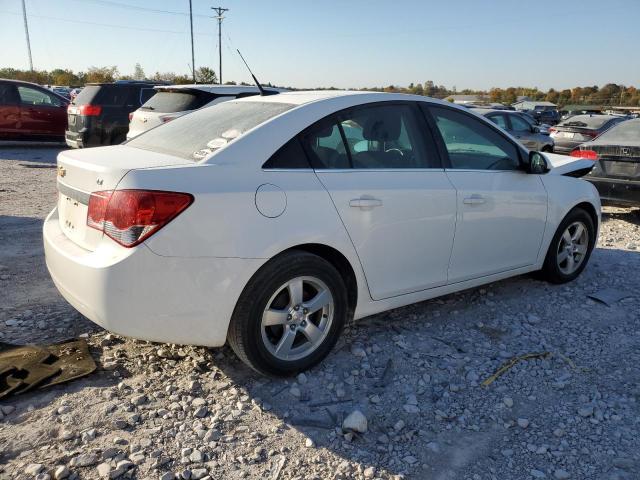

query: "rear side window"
xmin=262 ymin=138 xmax=310 ymax=169
xmin=300 ymin=103 xmax=435 ymax=169
xmin=0 ymin=83 xmax=19 ymax=104
xmin=428 ymin=106 xmax=520 ymax=170
xmin=487 ymin=113 xmax=507 ymax=129
xmin=128 ymin=100 xmax=295 ymax=161
xmin=141 ymin=91 xmax=212 ymax=113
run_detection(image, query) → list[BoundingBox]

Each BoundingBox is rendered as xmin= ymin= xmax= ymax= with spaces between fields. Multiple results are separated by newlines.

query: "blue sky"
xmin=1 ymin=0 xmax=639 ymax=90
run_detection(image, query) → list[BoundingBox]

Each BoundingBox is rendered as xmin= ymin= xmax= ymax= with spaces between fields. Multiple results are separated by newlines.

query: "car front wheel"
xmin=227 ymin=250 xmax=348 ymax=376
xmin=540 ymin=207 xmax=595 ymax=283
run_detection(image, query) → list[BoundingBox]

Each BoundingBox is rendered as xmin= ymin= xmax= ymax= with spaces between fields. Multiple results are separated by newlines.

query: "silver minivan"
xmin=475 ymin=108 xmax=555 ymax=152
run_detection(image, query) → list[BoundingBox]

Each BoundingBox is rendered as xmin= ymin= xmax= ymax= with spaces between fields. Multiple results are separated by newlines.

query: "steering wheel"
xmin=385 ymin=148 xmax=404 ymax=156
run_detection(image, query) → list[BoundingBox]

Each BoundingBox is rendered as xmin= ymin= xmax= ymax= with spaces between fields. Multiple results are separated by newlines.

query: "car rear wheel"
xmin=227 ymin=250 xmax=348 ymax=376
xmin=539 ymin=207 xmax=595 ymax=283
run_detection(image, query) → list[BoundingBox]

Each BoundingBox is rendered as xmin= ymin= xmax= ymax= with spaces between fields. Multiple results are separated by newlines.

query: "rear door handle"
xmin=349 ymin=196 xmax=383 ymax=209
xmin=463 ymin=194 xmax=486 ymax=205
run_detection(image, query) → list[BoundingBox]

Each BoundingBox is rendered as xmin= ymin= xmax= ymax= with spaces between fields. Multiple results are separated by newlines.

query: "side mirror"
xmin=528 ymin=151 xmax=549 ymax=174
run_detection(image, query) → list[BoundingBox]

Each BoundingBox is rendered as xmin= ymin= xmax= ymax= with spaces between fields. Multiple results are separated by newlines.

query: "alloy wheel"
xmin=556 ymin=221 xmax=589 ymax=275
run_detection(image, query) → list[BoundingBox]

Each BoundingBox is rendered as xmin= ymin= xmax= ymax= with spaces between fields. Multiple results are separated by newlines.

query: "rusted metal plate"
xmin=0 ymin=338 xmax=96 ymax=398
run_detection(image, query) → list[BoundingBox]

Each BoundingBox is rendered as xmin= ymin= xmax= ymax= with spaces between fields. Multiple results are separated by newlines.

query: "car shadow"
xmin=602 ymin=206 xmax=640 ymax=226
xmin=1 ymin=210 xmax=638 ymax=478
xmin=0 ymin=143 xmax=66 ymax=165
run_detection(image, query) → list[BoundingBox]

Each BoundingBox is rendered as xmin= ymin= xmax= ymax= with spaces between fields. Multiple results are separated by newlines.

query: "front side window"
xmin=17 ymin=86 xmax=62 ymax=107
xmin=509 ymin=114 xmax=532 ymax=133
xmin=429 ymin=106 xmax=520 ymax=170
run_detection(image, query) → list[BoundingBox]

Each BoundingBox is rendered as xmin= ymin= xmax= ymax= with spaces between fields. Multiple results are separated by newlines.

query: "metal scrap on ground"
xmin=587 ymin=288 xmax=633 ymax=306
xmin=481 ymin=352 xmax=551 ymax=387
xmin=0 ymin=338 xmax=96 ymax=399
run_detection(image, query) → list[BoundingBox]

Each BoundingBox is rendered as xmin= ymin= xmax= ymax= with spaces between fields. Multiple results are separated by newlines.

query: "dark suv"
xmin=65 ymin=81 xmax=162 ymax=148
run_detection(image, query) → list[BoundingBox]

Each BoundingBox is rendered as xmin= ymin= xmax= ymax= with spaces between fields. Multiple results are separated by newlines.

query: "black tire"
xmin=227 ymin=250 xmax=349 ymax=376
xmin=541 ymin=145 xmax=553 ymax=153
xmin=539 ymin=207 xmax=596 ymax=284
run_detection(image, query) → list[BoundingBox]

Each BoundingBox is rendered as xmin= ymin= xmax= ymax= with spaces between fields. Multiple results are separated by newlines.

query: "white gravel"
xmin=1 ymin=145 xmax=639 ymax=480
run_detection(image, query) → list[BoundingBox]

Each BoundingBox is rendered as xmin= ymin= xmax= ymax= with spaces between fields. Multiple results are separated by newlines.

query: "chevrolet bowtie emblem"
xmin=57 ymin=166 xmax=66 ymax=178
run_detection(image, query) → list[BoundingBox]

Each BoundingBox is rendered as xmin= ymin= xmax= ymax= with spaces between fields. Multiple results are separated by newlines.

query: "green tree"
xmin=133 ymin=63 xmax=145 ymax=81
xmin=85 ymin=66 xmax=119 ymax=83
xmin=195 ymin=67 xmax=218 ymax=84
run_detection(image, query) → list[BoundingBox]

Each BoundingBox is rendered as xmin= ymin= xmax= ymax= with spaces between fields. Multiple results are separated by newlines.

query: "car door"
xmin=303 ymin=102 xmax=457 ymax=300
xmin=0 ymin=82 xmax=20 ymax=137
xmin=508 ymin=113 xmax=539 ymax=150
xmin=424 ymin=105 xmax=547 ymax=283
xmin=17 ymin=85 xmax=67 ymax=136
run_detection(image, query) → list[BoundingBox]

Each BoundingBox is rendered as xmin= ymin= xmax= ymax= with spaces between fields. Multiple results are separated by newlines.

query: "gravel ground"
xmin=1 ymin=145 xmax=639 ymax=480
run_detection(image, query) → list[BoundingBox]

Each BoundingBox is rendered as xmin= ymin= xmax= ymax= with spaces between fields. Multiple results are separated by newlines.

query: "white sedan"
xmin=44 ymin=91 xmax=600 ymax=375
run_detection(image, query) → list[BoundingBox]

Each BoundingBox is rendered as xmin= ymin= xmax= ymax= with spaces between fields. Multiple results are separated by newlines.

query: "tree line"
xmin=1 ymin=66 xmax=639 ymax=107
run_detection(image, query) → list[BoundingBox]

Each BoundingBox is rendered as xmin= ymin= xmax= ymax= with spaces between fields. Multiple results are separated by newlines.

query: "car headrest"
xmin=315 ymin=125 xmax=335 ymax=138
xmin=361 ymin=113 xmax=401 ymax=141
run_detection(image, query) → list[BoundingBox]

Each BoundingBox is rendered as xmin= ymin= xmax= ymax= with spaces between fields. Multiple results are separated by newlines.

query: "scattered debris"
xmin=0 ymin=339 xmax=96 ymax=398
xmin=587 ymin=288 xmax=633 ymax=306
xmin=482 ymin=352 xmax=551 ymax=387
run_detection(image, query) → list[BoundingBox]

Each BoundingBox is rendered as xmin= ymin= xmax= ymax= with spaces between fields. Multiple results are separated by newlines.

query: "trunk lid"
xmin=55 ymin=145 xmax=193 ymax=251
xmin=590 ymin=144 xmax=640 ymax=179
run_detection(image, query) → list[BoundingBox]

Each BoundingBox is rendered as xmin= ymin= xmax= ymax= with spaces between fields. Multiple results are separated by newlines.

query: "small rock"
xmin=289 ymin=386 xmax=301 ymax=398
xmin=97 ymin=463 xmax=111 ymax=478
xmin=54 ymin=465 xmax=70 ymax=479
xmin=296 ymin=373 xmax=308 ymax=385
xmin=70 ymin=452 xmax=98 ymax=467
xmin=554 ymin=469 xmax=570 ymax=480
xmin=577 ymin=406 xmax=594 ymax=418
xmin=159 ymin=473 xmax=175 ymax=480
xmin=530 ymin=469 xmax=546 ymax=478
xmin=26 ymin=464 xmax=44 ymax=475
xmin=503 ymin=397 xmax=514 ymax=408
xmin=191 ymin=469 xmax=208 ymax=480
xmin=342 ymin=410 xmax=367 ymax=433
xmin=517 ymin=418 xmax=530 ymax=429
xmin=57 ymin=405 xmax=71 ymax=415
xmin=189 ymin=449 xmax=204 ymax=463
xmin=350 ymin=344 xmax=366 ymax=357
xmin=394 ymin=420 xmax=405 ymax=431
xmin=304 ymin=437 xmax=315 ymax=448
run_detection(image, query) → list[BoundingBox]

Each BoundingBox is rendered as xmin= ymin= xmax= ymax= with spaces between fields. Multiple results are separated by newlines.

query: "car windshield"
xmin=127 ymin=100 xmax=295 ymax=161
xmin=559 ymin=115 xmax=615 ymax=129
xmin=594 ymin=119 xmax=639 ymax=143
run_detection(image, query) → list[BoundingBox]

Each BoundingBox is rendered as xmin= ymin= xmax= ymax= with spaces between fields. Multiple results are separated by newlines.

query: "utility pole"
xmin=21 ymin=0 xmax=33 ymax=71
xmin=189 ymin=0 xmax=195 ymax=82
xmin=211 ymin=7 xmax=228 ymax=84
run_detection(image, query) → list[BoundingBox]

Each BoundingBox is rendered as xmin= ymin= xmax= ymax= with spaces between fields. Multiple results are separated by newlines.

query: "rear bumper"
xmin=65 ymin=127 xmax=103 ymax=149
xmin=586 ymin=177 xmax=640 ymax=206
xmin=43 ymin=207 xmax=265 ymax=347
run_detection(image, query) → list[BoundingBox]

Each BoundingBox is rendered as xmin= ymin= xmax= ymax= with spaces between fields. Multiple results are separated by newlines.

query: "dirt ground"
xmin=1 ymin=145 xmax=639 ymax=480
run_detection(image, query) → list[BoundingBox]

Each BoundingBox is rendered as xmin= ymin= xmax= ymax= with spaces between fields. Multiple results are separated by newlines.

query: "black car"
xmin=65 ymin=81 xmax=162 ymax=148
xmin=530 ymin=109 xmax=560 ymax=126
xmin=550 ymin=114 xmax=627 ymax=154
xmin=572 ymin=118 xmax=640 ymax=206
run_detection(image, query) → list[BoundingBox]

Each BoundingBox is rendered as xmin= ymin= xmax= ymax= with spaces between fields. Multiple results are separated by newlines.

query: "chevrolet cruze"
xmin=44 ymin=91 xmax=600 ymax=375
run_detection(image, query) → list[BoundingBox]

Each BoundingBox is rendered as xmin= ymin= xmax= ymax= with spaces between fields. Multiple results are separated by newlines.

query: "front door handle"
xmin=463 ymin=194 xmax=486 ymax=205
xmin=349 ymin=196 xmax=383 ymax=209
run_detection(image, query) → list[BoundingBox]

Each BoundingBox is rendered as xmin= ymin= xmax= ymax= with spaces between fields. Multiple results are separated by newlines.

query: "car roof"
xmin=155 ymin=84 xmax=286 ymax=94
xmin=231 ymin=90 xmax=457 ymax=107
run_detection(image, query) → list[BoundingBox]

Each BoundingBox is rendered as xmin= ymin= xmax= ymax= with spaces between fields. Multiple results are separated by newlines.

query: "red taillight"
xmin=128 ymin=112 xmax=134 ymax=122
xmin=87 ymin=190 xmax=193 ymax=247
xmin=570 ymin=149 xmax=598 ymax=160
xmin=549 ymin=127 xmax=557 ymax=133
xmin=78 ymin=104 xmax=102 ymax=116
xmin=159 ymin=114 xmax=178 ymax=123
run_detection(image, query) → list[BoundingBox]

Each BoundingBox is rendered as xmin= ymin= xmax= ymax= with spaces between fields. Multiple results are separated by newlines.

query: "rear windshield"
xmin=559 ymin=115 xmax=616 ymax=129
xmin=127 ymin=101 xmax=295 ymax=161
xmin=595 ymin=119 xmax=639 ymax=143
xmin=72 ymin=85 xmax=128 ymax=106
xmin=140 ymin=91 xmax=211 ymax=113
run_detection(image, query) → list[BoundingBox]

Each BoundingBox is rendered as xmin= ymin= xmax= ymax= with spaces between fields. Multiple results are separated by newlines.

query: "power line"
xmin=21 ymin=0 xmax=33 ymax=71
xmin=211 ymin=7 xmax=228 ymax=85
xmin=69 ymin=0 xmax=211 ymax=18
xmin=0 ymin=10 xmax=214 ymax=36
